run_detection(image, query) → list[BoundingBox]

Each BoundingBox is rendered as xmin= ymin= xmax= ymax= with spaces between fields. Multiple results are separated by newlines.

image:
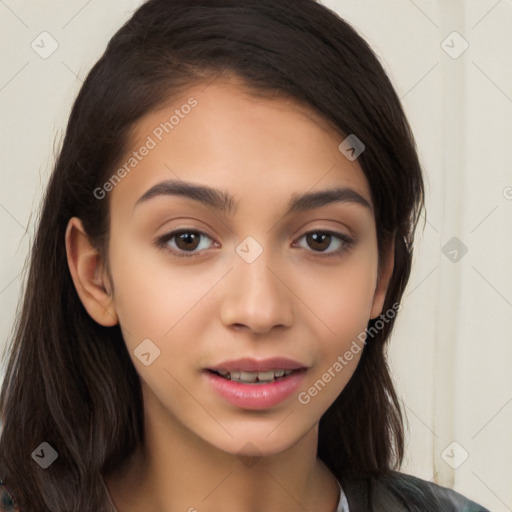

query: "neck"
xmin=104 ymin=388 xmax=340 ymax=512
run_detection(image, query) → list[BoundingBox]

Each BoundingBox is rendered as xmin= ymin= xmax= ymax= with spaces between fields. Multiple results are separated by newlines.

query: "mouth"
xmin=203 ymin=365 xmax=309 ymax=409
xmin=205 ymin=368 xmax=306 ymax=384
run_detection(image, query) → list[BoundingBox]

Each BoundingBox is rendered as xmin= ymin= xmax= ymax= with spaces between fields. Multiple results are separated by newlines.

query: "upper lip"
xmin=206 ymin=357 xmax=308 ymax=372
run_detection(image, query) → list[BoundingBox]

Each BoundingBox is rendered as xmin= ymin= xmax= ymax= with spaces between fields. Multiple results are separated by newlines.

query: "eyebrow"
xmin=134 ymin=179 xmax=372 ymax=216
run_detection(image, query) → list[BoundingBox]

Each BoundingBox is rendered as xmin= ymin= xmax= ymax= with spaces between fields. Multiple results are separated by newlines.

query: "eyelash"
xmin=297 ymin=231 xmax=355 ymax=258
xmin=155 ymin=229 xmax=219 ymax=258
xmin=155 ymin=228 xmax=355 ymax=259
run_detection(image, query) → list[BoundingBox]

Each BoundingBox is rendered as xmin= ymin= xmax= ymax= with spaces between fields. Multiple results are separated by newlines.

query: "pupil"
xmin=176 ymin=232 xmax=199 ymax=251
xmin=307 ymin=233 xmax=330 ymax=251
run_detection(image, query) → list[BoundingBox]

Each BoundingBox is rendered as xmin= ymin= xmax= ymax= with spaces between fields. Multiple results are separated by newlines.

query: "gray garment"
xmin=340 ymin=472 xmax=490 ymax=512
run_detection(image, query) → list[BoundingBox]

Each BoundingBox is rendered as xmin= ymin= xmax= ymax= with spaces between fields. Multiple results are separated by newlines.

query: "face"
xmin=86 ymin=79 xmax=392 ymax=457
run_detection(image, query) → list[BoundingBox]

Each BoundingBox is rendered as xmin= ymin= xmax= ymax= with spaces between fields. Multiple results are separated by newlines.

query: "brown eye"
xmin=175 ymin=231 xmax=201 ymax=251
xmin=306 ymin=232 xmax=332 ymax=251
xmin=295 ymin=230 xmax=355 ymax=257
xmin=155 ymin=229 xmax=217 ymax=258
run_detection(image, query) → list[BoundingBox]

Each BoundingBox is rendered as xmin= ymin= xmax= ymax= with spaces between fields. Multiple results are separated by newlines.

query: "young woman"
xmin=0 ymin=1 xmax=490 ymax=511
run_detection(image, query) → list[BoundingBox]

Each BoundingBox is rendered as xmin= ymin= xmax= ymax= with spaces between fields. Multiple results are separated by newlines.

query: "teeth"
xmin=215 ymin=369 xmax=295 ymax=383
xmin=256 ymin=370 xmax=275 ymax=381
xmin=240 ymin=371 xmax=259 ymax=382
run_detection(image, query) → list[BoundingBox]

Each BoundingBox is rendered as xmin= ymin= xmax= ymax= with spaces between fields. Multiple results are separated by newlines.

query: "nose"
xmin=220 ymin=246 xmax=294 ymax=335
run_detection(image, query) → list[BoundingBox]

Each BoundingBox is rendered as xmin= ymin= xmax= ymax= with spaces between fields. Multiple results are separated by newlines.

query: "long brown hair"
xmin=0 ymin=1 xmax=425 ymax=510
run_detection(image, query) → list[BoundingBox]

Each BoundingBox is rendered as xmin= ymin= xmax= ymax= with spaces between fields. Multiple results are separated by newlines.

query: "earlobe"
xmin=65 ymin=217 xmax=118 ymax=327
xmin=369 ymin=234 xmax=395 ymax=320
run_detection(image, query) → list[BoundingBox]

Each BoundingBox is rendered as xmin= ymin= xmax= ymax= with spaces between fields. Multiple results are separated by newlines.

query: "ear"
xmin=65 ymin=217 xmax=118 ymax=327
xmin=369 ymin=233 xmax=395 ymax=320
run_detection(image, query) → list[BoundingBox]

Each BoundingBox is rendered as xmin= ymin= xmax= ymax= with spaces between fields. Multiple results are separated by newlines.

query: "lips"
xmin=204 ymin=357 xmax=309 ymax=408
xmin=204 ymin=365 xmax=308 ymax=409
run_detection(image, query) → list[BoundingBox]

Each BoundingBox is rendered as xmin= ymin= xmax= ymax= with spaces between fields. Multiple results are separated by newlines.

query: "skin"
xmin=65 ymin=77 xmax=394 ymax=512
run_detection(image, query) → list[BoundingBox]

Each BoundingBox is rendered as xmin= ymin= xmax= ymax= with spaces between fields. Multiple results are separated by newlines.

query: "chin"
xmin=200 ymin=424 xmax=313 ymax=460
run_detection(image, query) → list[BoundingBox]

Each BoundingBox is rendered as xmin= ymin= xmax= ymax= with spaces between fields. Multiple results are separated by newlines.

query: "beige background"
xmin=1 ymin=1 xmax=511 ymax=510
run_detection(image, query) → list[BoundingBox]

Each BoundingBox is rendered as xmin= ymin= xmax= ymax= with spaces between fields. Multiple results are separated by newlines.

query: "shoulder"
xmin=383 ymin=472 xmax=490 ymax=511
xmin=340 ymin=471 xmax=490 ymax=512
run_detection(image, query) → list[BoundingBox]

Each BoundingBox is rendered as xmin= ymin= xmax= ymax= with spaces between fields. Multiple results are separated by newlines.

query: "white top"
xmin=101 ymin=476 xmax=350 ymax=512
xmin=336 ymin=479 xmax=350 ymax=512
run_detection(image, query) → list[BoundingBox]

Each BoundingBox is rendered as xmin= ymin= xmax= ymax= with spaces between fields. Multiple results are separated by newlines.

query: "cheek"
xmin=292 ymin=253 xmax=377 ymax=337
xmin=106 ymin=243 xmax=214 ymax=402
xmin=290 ymin=254 xmax=376 ymax=398
xmin=107 ymin=232 xmax=220 ymax=342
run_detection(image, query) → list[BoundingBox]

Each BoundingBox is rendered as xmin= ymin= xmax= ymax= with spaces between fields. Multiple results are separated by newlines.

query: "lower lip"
xmin=204 ymin=369 xmax=307 ymax=410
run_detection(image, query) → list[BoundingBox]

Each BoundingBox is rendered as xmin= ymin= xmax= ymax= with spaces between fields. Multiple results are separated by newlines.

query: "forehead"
xmin=109 ymin=78 xmax=372 ymax=215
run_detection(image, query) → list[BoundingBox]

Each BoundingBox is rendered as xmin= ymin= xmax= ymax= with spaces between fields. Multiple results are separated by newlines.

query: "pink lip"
xmin=204 ymin=368 xmax=307 ymax=410
xmin=207 ymin=357 xmax=308 ymax=372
